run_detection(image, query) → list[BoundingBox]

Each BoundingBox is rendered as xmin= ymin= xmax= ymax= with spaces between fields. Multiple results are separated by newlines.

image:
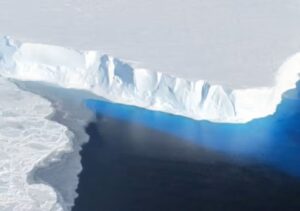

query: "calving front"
xmin=0 ymin=36 xmax=299 ymax=123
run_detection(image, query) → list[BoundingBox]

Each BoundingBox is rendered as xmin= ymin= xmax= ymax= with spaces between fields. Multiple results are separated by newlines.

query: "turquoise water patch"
xmin=85 ymin=92 xmax=300 ymax=177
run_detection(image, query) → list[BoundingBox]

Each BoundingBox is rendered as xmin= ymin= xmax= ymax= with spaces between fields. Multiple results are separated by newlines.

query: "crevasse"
xmin=0 ymin=36 xmax=299 ymax=123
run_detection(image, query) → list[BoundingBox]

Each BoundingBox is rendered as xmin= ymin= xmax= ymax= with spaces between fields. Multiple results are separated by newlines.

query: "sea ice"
xmin=0 ymin=77 xmax=72 ymax=211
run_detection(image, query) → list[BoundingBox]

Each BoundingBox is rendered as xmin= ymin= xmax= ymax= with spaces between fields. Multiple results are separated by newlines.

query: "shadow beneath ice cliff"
xmin=73 ymin=83 xmax=300 ymax=211
xmin=84 ymin=82 xmax=300 ymax=177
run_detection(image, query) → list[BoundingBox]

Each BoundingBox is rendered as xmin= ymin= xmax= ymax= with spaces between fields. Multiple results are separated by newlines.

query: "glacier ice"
xmin=1 ymin=0 xmax=300 ymax=88
xmin=0 ymin=77 xmax=72 ymax=211
xmin=0 ymin=36 xmax=299 ymax=123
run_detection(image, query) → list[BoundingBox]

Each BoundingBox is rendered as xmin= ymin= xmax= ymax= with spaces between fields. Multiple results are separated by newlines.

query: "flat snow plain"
xmin=1 ymin=0 xmax=300 ymax=88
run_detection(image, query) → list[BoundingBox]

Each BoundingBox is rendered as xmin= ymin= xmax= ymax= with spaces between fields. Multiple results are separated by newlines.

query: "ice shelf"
xmin=0 ymin=36 xmax=299 ymax=123
xmin=1 ymin=0 xmax=300 ymax=88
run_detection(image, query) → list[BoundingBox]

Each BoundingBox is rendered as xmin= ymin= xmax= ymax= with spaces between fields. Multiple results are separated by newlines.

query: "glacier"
xmin=2 ymin=0 xmax=300 ymax=89
xmin=0 ymin=77 xmax=72 ymax=211
xmin=0 ymin=36 xmax=299 ymax=123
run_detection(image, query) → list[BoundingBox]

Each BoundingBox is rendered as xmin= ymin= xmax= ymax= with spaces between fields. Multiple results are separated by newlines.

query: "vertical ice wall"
xmin=0 ymin=36 xmax=299 ymax=123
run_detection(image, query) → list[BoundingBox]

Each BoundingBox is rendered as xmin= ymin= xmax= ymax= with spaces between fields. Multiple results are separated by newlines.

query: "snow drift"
xmin=0 ymin=36 xmax=299 ymax=123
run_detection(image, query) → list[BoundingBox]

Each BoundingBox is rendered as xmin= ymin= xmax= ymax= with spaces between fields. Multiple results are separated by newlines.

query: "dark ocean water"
xmin=73 ymin=89 xmax=300 ymax=211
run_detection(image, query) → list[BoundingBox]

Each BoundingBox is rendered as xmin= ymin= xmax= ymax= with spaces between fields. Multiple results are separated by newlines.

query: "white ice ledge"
xmin=0 ymin=36 xmax=299 ymax=123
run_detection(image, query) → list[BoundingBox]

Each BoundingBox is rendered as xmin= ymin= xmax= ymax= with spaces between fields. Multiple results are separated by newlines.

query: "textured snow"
xmin=0 ymin=77 xmax=72 ymax=211
xmin=0 ymin=36 xmax=299 ymax=123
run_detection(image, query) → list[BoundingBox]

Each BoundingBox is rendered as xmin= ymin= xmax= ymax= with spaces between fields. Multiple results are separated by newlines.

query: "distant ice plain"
xmin=1 ymin=0 xmax=300 ymax=88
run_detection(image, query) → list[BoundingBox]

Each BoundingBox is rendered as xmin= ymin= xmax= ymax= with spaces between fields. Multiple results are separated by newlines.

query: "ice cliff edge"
xmin=0 ymin=36 xmax=299 ymax=123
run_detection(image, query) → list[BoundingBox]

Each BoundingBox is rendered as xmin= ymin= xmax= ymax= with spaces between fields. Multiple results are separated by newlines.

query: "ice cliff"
xmin=0 ymin=36 xmax=299 ymax=123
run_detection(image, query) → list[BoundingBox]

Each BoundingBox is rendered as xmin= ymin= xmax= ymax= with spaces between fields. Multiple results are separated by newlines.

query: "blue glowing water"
xmin=85 ymin=90 xmax=300 ymax=177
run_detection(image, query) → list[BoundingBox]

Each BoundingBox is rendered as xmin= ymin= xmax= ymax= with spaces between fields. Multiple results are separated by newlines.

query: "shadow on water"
xmin=73 ymin=85 xmax=300 ymax=211
xmin=84 ymin=86 xmax=300 ymax=177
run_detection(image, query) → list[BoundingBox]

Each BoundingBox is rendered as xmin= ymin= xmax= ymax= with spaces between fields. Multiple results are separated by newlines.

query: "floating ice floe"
xmin=0 ymin=77 xmax=72 ymax=211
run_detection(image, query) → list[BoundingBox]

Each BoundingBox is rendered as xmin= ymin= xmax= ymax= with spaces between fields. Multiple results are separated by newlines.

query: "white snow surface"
xmin=1 ymin=0 xmax=300 ymax=88
xmin=0 ymin=77 xmax=72 ymax=210
xmin=0 ymin=37 xmax=299 ymax=123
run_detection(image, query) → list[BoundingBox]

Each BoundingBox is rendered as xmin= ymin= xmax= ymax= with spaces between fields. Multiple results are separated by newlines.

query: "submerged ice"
xmin=0 ymin=36 xmax=299 ymax=123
